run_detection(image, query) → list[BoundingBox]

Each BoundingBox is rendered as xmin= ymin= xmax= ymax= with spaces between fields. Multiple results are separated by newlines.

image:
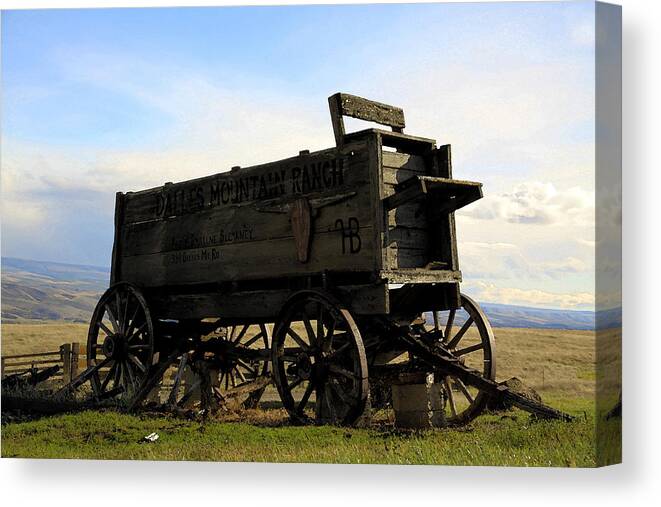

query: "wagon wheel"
xmin=167 ymin=323 xmax=271 ymax=411
xmin=272 ymin=290 xmax=368 ymax=426
xmin=216 ymin=323 xmax=271 ymax=409
xmin=87 ymin=283 xmax=155 ymax=406
xmin=421 ymin=293 xmax=496 ymax=425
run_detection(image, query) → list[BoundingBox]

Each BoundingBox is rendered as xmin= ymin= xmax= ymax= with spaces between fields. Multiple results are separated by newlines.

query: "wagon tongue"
xmin=392 ymin=323 xmax=574 ymax=422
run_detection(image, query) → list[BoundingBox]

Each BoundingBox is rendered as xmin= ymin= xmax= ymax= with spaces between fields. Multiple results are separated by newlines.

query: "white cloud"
xmin=461 ymin=181 xmax=595 ymax=226
xmin=464 ymin=281 xmax=595 ymax=310
xmin=458 ymin=240 xmax=593 ymax=282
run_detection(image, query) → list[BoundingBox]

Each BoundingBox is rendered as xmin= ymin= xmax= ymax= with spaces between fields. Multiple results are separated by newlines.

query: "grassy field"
xmin=0 ymin=322 xmax=621 ymax=466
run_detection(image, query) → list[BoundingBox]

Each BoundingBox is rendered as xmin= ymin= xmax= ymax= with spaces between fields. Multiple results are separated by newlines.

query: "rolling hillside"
xmin=1 ymin=257 xmax=109 ymax=322
xmin=1 ymin=257 xmax=618 ymax=329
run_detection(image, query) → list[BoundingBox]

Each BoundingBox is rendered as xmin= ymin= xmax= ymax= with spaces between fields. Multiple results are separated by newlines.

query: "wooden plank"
xmin=110 ymin=192 xmax=125 ymax=285
xmin=151 ymin=283 xmax=390 ymax=319
xmin=387 ymin=227 xmax=428 ymax=250
xmin=383 ymin=176 xmax=482 ymax=212
xmin=122 ymin=225 xmax=375 ymax=287
xmin=361 ymin=129 xmax=435 ymax=155
xmin=331 ymin=93 xmax=405 ymax=129
xmin=328 ymin=94 xmax=346 ymax=147
xmin=61 ymin=343 xmax=71 ymax=381
xmin=382 ymin=152 xmax=426 ymax=173
xmin=121 ymin=181 xmax=372 ymax=257
xmin=387 ymin=205 xmax=427 ymax=229
xmin=4 ymin=359 xmax=63 ymax=367
xmin=122 ymin=143 xmax=368 ymax=225
xmin=1 ymin=351 xmax=61 ymax=360
xmin=387 ymin=246 xmax=428 ymax=269
xmin=368 ymin=133 xmax=385 ymax=274
xmin=431 ymin=145 xmax=459 ymax=270
xmin=380 ymin=269 xmax=462 ymax=284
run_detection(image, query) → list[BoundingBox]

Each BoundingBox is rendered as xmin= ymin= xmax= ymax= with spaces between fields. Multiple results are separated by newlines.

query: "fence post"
xmin=61 ymin=343 xmax=72 ymax=382
xmin=71 ymin=342 xmax=80 ymax=381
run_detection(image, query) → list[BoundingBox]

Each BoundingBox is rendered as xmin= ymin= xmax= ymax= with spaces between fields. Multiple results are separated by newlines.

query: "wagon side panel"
xmin=115 ymin=141 xmax=376 ymax=287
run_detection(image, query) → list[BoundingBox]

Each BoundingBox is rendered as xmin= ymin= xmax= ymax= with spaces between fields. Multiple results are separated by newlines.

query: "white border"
xmin=2 ymin=0 xmax=659 ymax=505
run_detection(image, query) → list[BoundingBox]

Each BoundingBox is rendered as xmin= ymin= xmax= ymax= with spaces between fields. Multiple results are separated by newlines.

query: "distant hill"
xmin=1 ymin=257 xmax=109 ymax=323
xmin=481 ymin=302 xmax=619 ymax=330
xmin=1 ymin=257 xmax=619 ymax=330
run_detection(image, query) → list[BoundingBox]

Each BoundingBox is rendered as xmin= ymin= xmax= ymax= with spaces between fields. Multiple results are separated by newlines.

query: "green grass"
xmin=1 ymin=324 xmax=621 ymax=466
xmin=1 ymin=397 xmax=619 ymax=467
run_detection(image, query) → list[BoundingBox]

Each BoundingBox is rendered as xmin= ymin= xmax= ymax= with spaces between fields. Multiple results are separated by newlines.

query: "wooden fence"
xmin=1 ymin=343 xmax=87 ymax=383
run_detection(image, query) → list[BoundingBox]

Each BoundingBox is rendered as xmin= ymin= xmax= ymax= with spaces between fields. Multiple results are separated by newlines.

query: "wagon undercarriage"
xmin=60 ymin=283 xmax=571 ymax=426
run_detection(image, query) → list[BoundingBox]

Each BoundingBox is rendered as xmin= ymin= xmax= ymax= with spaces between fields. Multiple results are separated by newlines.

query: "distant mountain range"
xmin=1 ymin=257 xmax=619 ymax=330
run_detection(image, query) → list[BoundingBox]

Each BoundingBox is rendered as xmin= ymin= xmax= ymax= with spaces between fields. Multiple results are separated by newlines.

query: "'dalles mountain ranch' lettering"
xmin=155 ymin=156 xmax=346 ymax=217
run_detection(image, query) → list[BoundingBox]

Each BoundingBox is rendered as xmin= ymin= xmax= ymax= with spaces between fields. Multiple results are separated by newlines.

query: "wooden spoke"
xmin=104 ymin=304 xmax=120 ymax=333
xmin=316 ymin=305 xmax=325 ymax=349
xmin=98 ymin=321 xmax=114 ymax=337
xmin=115 ymin=292 xmax=123 ymax=330
xmin=326 ymin=340 xmax=351 ymax=361
xmin=324 ymin=383 xmax=337 ymax=422
xmin=329 ymin=379 xmax=352 ymax=406
xmin=242 ymin=333 xmax=263 ymax=348
xmin=328 ymin=364 xmax=359 ymax=381
xmin=113 ymin=360 xmax=122 ymax=388
xmin=446 ymin=317 xmax=474 ymax=349
xmin=128 ymin=343 xmax=150 ymax=351
xmin=178 ymin=379 xmax=202 ymax=407
xmin=288 ymin=376 xmax=304 ymax=391
xmin=455 ymin=343 xmax=484 ymax=356
xmin=125 ymin=360 xmax=136 ymax=388
xmin=323 ymin=318 xmax=336 ymax=354
xmin=235 ymin=367 xmax=247 ymax=383
xmin=125 ymin=302 xmax=141 ymax=338
xmin=297 ymin=380 xmax=315 ymax=413
xmin=444 ymin=309 xmax=456 ymax=342
xmin=303 ymin=316 xmax=317 ymax=345
xmin=128 ymin=353 xmax=147 ymax=373
xmin=432 ymin=311 xmax=440 ymax=331
xmin=233 ymin=325 xmax=248 ymax=344
xmin=126 ymin=322 xmax=147 ymax=343
xmin=287 ymin=328 xmax=310 ymax=351
xmin=100 ymin=362 xmax=117 ymax=392
xmin=237 ymin=358 xmax=258 ymax=377
xmin=444 ymin=377 xmax=458 ymax=418
xmin=455 ymin=378 xmax=475 ymax=404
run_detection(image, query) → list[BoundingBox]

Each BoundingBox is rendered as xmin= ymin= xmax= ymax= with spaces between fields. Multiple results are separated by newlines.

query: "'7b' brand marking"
xmin=335 ymin=217 xmax=361 ymax=254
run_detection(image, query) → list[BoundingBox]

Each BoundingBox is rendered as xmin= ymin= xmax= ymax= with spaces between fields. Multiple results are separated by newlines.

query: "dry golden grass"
xmin=494 ymin=327 xmax=598 ymax=398
xmin=1 ymin=322 xmax=89 ymax=357
xmin=0 ymin=321 xmax=620 ymax=402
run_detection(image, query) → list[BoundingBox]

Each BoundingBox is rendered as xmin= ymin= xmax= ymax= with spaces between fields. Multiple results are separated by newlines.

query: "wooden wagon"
xmin=79 ymin=93 xmax=568 ymax=426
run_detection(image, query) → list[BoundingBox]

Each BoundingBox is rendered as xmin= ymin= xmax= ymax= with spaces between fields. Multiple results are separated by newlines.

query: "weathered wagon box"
xmin=111 ymin=93 xmax=482 ymax=320
xmin=71 ymin=93 xmax=571 ymax=429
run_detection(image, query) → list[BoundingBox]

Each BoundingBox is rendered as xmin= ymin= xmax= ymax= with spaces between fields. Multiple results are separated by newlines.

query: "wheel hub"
xmin=102 ymin=334 xmax=127 ymax=360
xmin=295 ymin=353 xmax=313 ymax=380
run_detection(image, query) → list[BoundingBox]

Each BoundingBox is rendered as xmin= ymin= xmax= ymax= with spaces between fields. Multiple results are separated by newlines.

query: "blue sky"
xmin=1 ymin=1 xmax=604 ymax=309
